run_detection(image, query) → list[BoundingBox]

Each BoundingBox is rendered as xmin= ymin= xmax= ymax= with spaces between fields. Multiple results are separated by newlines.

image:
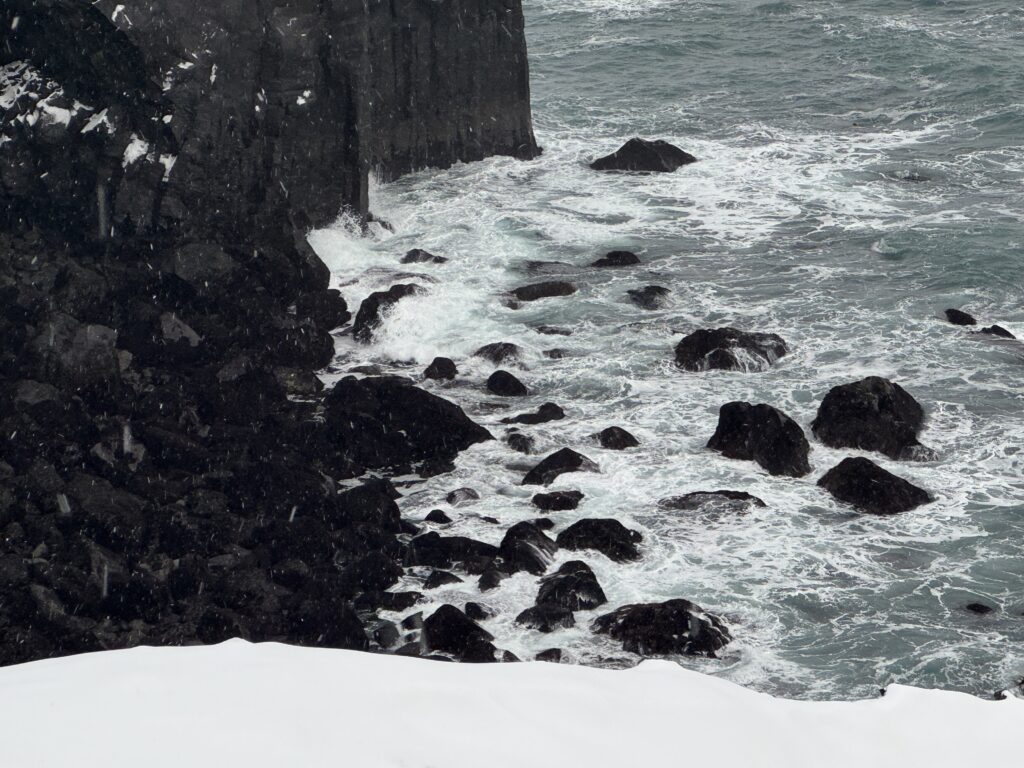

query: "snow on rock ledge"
xmin=0 ymin=640 xmax=1019 ymax=768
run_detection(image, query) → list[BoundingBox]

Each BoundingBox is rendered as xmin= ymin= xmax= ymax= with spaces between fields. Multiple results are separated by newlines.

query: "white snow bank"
xmin=0 ymin=640 xmax=1017 ymax=768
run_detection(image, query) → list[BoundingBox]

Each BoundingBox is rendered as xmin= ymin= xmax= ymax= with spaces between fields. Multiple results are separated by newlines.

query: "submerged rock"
xmin=811 ymin=377 xmax=927 ymax=460
xmin=945 ymin=308 xmax=977 ymax=326
xmin=532 ymin=490 xmax=584 ymax=511
xmin=402 ymin=249 xmax=447 ymax=264
xmin=445 ymin=488 xmax=480 ymax=506
xmin=474 ymin=342 xmax=522 ymax=365
xmin=555 ymin=519 xmax=642 ymax=562
xmin=522 ymin=448 xmax=599 ymax=486
xmin=423 ymin=357 xmax=457 ymax=380
xmin=590 ymin=138 xmax=697 ymax=173
xmin=536 ymin=560 xmax=607 ymax=611
xmin=515 ymin=604 xmax=576 ymax=633
xmin=505 ymin=430 xmax=535 ymax=454
xmin=658 ymin=490 xmax=766 ymax=512
xmin=502 ymin=402 xmax=566 ymax=425
xmin=627 ymin=285 xmax=670 ymax=310
xmin=592 ymin=250 xmax=640 ymax=267
xmin=487 ymin=370 xmax=528 ymax=397
xmin=353 ymin=284 xmax=422 ymax=343
xmin=675 ymin=327 xmax=788 ymax=372
xmin=707 ymin=401 xmax=811 ymax=477
xmin=592 ymin=599 xmax=732 ymax=657
xmin=596 ymin=426 xmax=639 ymax=450
xmin=817 ymin=457 xmax=931 ymax=515
xmin=979 ymin=325 xmax=1016 ymax=339
xmin=511 ymin=281 xmax=577 ymax=302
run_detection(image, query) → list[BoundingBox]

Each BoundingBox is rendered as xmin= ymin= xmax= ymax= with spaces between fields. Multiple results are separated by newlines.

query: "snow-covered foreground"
xmin=1 ymin=640 xmax=1018 ymax=767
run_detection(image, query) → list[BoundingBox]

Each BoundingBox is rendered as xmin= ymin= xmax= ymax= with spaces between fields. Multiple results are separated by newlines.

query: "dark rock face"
xmin=659 ymin=491 xmax=766 ymax=512
xmin=445 ymin=488 xmax=480 ymax=506
xmin=402 ymin=249 xmax=447 ymax=265
xmin=817 ymin=457 xmax=931 ymax=515
xmin=502 ymin=402 xmax=565 ymax=425
xmin=353 ymin=284 xmax=421 ymax=343
xmin=555 ymin=519 xmax=642 ymax=562
xmin=522 ymin=448 xmax=599 ymax=486
xmin=707 ymin=402 xmax=811 ymax=477
xmin=536 ymin=561 xmax=607 ymax=610
xmin=425 ymin=509 xmax=452 ymax=524
xmin=945 ymin=309 xmax=977 ymax=326
xmin=811 ymin=377 xmax=926 ymax=460
xmin=422 ymin=604 xmax=496 ymax=662
xmin=532 ymin=491 xmax=584 ymax=511
xmin=590 ymin=138 xmax=697 ymax=173
xmin=592 ymin=250 xmax=640 ymax=268
xmin=979 ymin=325 xmax=1016 ymax=339
xmin=424 ymin=570 xmax=463 ymax=590
xmin=627 ymin=285 xmax=670 ymax=310
xmin=324 ymin=376 xmax=492 ymax=475
xmin=487 ymin=370 xmax=528 ymax=397
xmin=596 ymin=426 xmax=639 ymax=450
xmin=515 ymin=604 xmax=575 ymax=633
xmin=511 ymin=281 xmax=577 ymax=302
xmin=498 ymin=521 xmax=557 ymax=575
xmin=405 ymin=532 xmax=499 ymax=569
xmin=424 ymin=357 xmax=457 ymax=381
xmin=474 ymin=342 xmax=522 ymax=365
xmin=675 ymin=327 xmax=789 ymax=372
xmin=592 ymin=600 xmax=732 ymax=657
xmin=535 ymin=648 xmax=563 ymax=662
xmin=506 ymin=431 xmax=536 ymax=454
xmin=965 ymin=602 xmax=996 ymax=615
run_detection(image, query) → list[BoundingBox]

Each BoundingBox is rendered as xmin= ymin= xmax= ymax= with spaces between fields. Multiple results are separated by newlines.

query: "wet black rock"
xmin=817 ymin=457 xmax=931 ymax=515
xmin=324 ymin=376 xmax=493 ymax=474
xmin=592 ymin=250 xmax=640 ymax=267
xmin=979 ymin=325 xmax=1016 ymax=339
xmin=424 ymin=570 xmax=463 ymax=590
xmin=522 ymin=448 xmax=599 ymax=486
xmin=425 ymin=509 xmax=452 ymax=524
xmin=536 ymin=560 xmax=607 ymax=610
xmin=532 ymin=490 xmax=584 ymax=511
xmin=502 ymin=402 xmax=566 ymax=425
xmin=542 ymin=348 xmax=568 ymax=360
xmin=464 ymin=602 xmax=494 ymax=622
xmin=658 ymin=491 xmax=766 ymax=512
xmin=506 ymin=431 xmax=535 ymax=454
xmin=511 ymin=281 xmax=577 ymax=302
xmin=498 ymin=522 xmax=558 ymax=575
xmin=353 ymin=284 xmax=422 ymax=343
xmin=592 ymin=599 xmax=732 ymax=657
xmin=596 ymin=426 xmax=640 ymax=450
xmin=627 ymin=285 xmax=670 ymax=310
xmin=424 ymin=357 xmax=457 ymax=381
xmin=536 ymin=325 xmax=573 ymax=336
xmin=515 ymin=604 xmax=576 ymax=633
xmin=675 ymin=327 xmax=789 ymax=372
xmin=446 ymin=488 xmax=480 ymax=506
xmin=555 ymin=519 xmax=642 ymax=562
xmin=474 ymin=342 xmax=522 ymax=365
xmin=535 ymin=648 xmax=563 ymax=662
xmin=422 ymin=604 xmax=495 ymax=661
xmin=533 ymin=518 xmax=556 ymax=531
xmin=402 ymin=249 xmax=447 ymax=265
xmin=965 ymin=602 xmax=996 ymax=615
xmin=590 ymin=139 xmax=697 ymax=173
xmin=487 ymin=370 xmax=529 ymax=397
xmin=811 ymin=377 xmax=927 ymax=460
xmin=404 ymin=532 xmax=499 ymax=570
xmin=477 ymin=568 xmax=508 ymax=592
xmin=707 ymin=401 xmax=811 ymax=477
xmin=945 ymin=308 xmax=977 ymax=326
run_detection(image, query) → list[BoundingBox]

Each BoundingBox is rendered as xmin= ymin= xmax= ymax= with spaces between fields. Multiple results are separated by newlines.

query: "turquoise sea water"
xmin=313 ymin=0 xmax=1024 ymax=698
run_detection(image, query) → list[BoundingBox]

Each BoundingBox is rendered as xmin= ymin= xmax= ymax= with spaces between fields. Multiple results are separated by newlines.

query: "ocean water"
xmin=309 ymin=0 xmax=1024 ymax=700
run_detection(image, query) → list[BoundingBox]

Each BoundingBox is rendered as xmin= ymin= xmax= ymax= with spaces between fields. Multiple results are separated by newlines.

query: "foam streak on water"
xmin=310 ymin=0 xmax=1024 ymax=700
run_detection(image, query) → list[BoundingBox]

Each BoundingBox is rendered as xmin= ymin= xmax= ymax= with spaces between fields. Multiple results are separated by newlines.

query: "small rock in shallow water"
xmin=522 ymin=448 xmax=599 ymax=486
xmin=464 ymin=602 xmax=494 ymax=622
xmin=596 ymin=426 xmax=639 ymax=450
xmin=592 ymin=599 xmax=732 ymax=657
xmin=965 ymin=602 xmax=996 ymax=615
xmin=424 ymin=570 xmax=463 ymax=590
xmin=352 ymin=284 xmax=422 ymax=343
xmin=979 ymin=324 xmax=1016 ymax=339
xmin=536 ymin=325 xmax=573 ymax=336
xmin=474 ymin=342 xmax=522 ymax=364
xmin=658 ymin=490 xmax=766 ymax=512
xmin=537 ymin=560 xmax=607 ymax=610
xmin=425 ymin=509 xmax=452 ymax=524
xmin=402 ymin=248 xmax=447 ymax=264
xmin=422 ymin=604 xmax=495 ymax=661
xmin=707 ymin=401 xmax=811 ymax=477
xmin=487 ymin=370 xmax=528 ymax=396
xmin=499 ymin=521 xmax=558 ymax=575
xmin=535 ymin=648 xmax=563 ymax=662
xmin=445 ymin=487 xmax=480 ymax=505
xmin=944 ymin=308 xmax=977 ymax=326
xmin=505 ymin=431 xmax=535 ymax=454
xmin=512 ymin=281 xmax=577 ymax=302
xmin=502 ymin=402 xmax=565 ymax=425
xmin=590 ymin=138 xmax=697 ymax=172
xmin=627 ymin=285 xmax=670 ymax=310
xmin=515 ymin=604 xmax=576 ymax=633
xmin=592 ymin=250 xmax=640 ymax=267
xmin=675 ymin=327 xmax=788 ymax=372
xmin=817 ymin=456 xmax=931 ymax=515
xmin=532 ymin=490 xmax=584 ymax=511
xmin=424 ymin=357 xmax=457 ymax=380
xmin=555 ymin=519 xmax=642 ymax=562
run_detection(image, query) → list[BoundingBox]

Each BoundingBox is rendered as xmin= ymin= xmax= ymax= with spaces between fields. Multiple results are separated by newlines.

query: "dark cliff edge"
xmin=0 ymin=0 xmax=535 ymax=665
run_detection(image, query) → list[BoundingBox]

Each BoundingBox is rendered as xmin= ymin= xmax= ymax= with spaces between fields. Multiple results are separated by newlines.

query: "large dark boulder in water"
xmin=590 ymin=138 xmax=697 ymax=173
xmin=498 ymin=521 xmax=558 ymax=575
xmin=675 ymin=327 xmax=789 ymax=372
xmin=817 ymin=457 xmax=931 ymax=515
xmin=511 ymin=281 xmax=577 ymax=302
xmin=532 ymin=490 xmax=584 ymax=511
xmin=592 ymin=599 xmax=732 ymax=657
xmin=811 ymin=377 xmax=927 ymax=460
xmin=707 ymin=402 xmax=811 ymax=477
xmin=536 ymin=560 xmax=607 ymax=610
xmin=487 ymin=370 xmax=528 ymax=397
xmin=404 ymin=532 xmax=499 ymax=569
xmin=515 ymin=604 xmax=575 ymax=633
xmin=627 ymin=285 xmax=670 ymax=310
xmin=522 ymin=448 xmax=599 ymax=486
xmin=555 ymin=519 xmax=642 ymax=562
xmin=944 ymin=308 xmax=976 ymax=326
xmin=592 ymin=250 xmax=640 ymax=268
xmin=658 ymin=490 xmax=766 ymax=512
xmin=596 ymin=426 xmax=639 ymax=450
xmin=422 ymin=604 xmax=495 ymax=661
xmin=423 ymin=357 xmax=457 ymax=380
xmin=502 ymin=402 xmax=566 ymax=425
xmin=474 ymin=342 xmax=522 ymax=365
xmin=353 ymin=284 xmax=421 ymax=343
xmin=324 ymin=376 xmax=492 ymax=473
